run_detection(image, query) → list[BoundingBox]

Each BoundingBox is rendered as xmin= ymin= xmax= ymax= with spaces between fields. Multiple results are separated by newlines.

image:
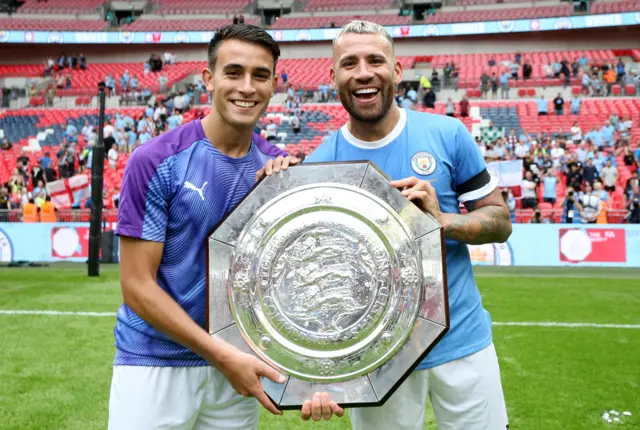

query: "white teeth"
xmin=354 ymin=88 xmax=379 ymax=95
xmin=233 ymin=101 xmax=256 ymax=108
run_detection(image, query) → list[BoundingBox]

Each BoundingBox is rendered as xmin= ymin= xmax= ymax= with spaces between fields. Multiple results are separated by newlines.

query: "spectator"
xmin=579 ymin=182 xmax=600 ymax=223
xmin=542 ymin=168 xmax=558 ymax=205
xmin=423 ymin=88 xmax=436 ymax=109
xmin=445 ymin=98 xmax=455 ymax=117
xmin=581 ymin=72 xmax=592 ymax=95
xmin=594 ymin=180 xmax=609 ymax=202
xmin=509 ymin=61 xmax=519 ymax=80
xmin=550 ymin=141 xmax=565 ymax=166
xmin=480 ymin=71 xmax=490 ymax=98
xmin=158 ymin=73 xmax=168 ymax=92
xmin=626 ymin=185 xmax=640 ymax=223
xmin=167 ymin=110 xmax=183 ymax=130
xmin=514 ymin=139 xmax=528 ymax=159
xmin=490 ymin=73 xmax=498 ymax=99
xmin=500 ymin=71 xmax=510 ymax=99
xmin=600 ymin=160 xmax=618 ymax=193
xmin=553 ymin=93 xmax=564 ymax=115
xmin=521 ymin=171 xmax=538 ymax=209
xmin=0 ymin=187 xmax=12 ymax=220
xmin=502 ymin=188 xmax=516 ymax=223
xmin=290 ymin=112 xmax=301 ymax=134
xmin=601 ymin=120 xmax=615 ymax=147
xmin=1 ymin=138 xmax=12 ymax=150
xmin=459 ymin=96 xmax=469 ymax=117
xmin=570 ymin=95 xmax=581 ymax=115
xmin=561 ymin=187 xmax=581 ymax=223
xmin=107 ymin=140 xmax=118 ymax=170
xmin=265 ymin=120 xmax=277 ymax=142
xmin=32 ymin=180 xmax=47 ymax=206
xmin=583 ymin=158 xmax=599 ymax=185
xmin=625 ymin=170 xmax=640 ymax=197
xmin=529 ymin=209 xmax=548 ymax=224
xmin=522 ymin=61 xmax=532 ymax=80
xmin=536 ymin=95 xmax=548 ymax=115
xmin=585 ymin=126 xmax=603 ymax=148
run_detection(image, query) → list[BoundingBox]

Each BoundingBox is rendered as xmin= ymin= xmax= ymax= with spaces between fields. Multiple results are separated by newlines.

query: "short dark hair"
xmin=207 ymin=24 xmax=280 ymax=73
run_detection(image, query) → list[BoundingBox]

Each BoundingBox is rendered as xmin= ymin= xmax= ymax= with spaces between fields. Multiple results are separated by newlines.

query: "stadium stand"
xmin=120 ymin=18 xmax=257 ymax=31
xmin=16 ymin=0 xmax=103 ymax=13
xmin=590 ymin=0 xmax=640 ymax=14
xmin=0 ymin=18 xmax=104 ymax=31
xmin=270 ymin=13 xmax=410 ymax=29
xmin=424 ymin=4 xmax=573 ymax=24
xmin=151 ymin=0 xmax=252 ymax=14
xmin=304 ymin=0 xmax=394 ymax=12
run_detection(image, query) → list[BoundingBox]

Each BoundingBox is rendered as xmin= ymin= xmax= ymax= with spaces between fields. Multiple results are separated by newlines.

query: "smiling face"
xmin=202 ymin=39 xmax=278 ymax=131
xmin=331 ymin=32 xmax=401 ymax=124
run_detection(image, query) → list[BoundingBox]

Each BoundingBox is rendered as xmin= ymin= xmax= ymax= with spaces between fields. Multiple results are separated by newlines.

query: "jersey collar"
xmin=340 ymin=108 xmax=407 ymax=150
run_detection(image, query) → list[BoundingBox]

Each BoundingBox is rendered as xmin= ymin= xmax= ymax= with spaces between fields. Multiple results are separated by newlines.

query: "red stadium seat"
xmin=611 ymin=84 xmax=622 ymax=96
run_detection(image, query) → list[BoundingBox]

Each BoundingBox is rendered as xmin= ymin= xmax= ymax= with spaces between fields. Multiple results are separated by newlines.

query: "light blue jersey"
xmin=114 ymin=119 xmax=286 ymax=366
xmin=305 ymin=109 xmax=498 ymax=369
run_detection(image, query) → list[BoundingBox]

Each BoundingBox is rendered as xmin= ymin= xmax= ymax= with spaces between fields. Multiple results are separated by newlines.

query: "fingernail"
xmin=278 ymin=374 xmax=286 ymax=383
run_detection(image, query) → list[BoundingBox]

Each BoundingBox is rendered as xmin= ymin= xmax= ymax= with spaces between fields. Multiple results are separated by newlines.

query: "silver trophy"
xmin=206 ymin=161 xmax=449 ymax=409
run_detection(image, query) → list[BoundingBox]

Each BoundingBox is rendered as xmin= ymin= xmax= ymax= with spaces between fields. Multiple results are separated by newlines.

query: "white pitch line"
xmin=0 ymin=310 xmax=639 ymax=329
xmin=492 ymin=321 xmax=640 ymax=329
xmin=0 ymin=310 xmax=115 ymax=317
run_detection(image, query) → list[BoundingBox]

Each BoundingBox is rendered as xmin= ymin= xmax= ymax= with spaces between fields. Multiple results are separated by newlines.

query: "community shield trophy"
xmin=206 ymin=161 xmax=449 ymax=409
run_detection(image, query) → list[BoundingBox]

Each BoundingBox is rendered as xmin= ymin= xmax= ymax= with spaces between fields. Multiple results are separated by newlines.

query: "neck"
xmin=347 ymin=105 xmax=401 ymax=142
xmin=201 ymin=112 xmax=254 ymax=158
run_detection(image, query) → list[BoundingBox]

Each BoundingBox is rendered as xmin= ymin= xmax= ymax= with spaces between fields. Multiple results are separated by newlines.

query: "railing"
xmin=0 ymin=208 xmax=632 ymax=224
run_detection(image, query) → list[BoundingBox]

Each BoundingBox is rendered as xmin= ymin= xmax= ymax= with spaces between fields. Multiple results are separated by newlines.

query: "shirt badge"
xmin=411 ymin=152 xmax=437 ymax=176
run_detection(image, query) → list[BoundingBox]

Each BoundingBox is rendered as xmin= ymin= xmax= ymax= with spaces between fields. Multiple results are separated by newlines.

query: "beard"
xmin=339 ymin=80 xmax=395 ymax=124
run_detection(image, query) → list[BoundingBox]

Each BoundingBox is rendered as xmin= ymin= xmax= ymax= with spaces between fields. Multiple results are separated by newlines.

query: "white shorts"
xmin=350 ymin=343 xmax=508 ymax=430
xmin=108 ymin=366 xmax=259 ymax=430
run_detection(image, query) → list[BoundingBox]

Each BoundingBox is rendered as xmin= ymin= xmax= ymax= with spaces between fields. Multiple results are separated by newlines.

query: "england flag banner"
xmin=46 ymin=174 xmax=90 ymax=208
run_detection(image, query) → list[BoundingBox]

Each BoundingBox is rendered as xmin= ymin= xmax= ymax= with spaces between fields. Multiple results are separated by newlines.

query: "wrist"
xmin=201 ymin=335 xmax=238 ymax=368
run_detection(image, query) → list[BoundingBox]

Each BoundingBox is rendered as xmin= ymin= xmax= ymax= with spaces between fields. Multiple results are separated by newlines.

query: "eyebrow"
xmin=222 ymin=63 xmax=273 ymax=76
xmin=339 ymin=53 xmax=386 ymax=64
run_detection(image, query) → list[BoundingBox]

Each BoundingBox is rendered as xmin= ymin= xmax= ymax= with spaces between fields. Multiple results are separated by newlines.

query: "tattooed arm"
xmin=441 ymin=187 xmax=512 ymax=245
xmin=392 ymin=178 xmax=512 ymax=245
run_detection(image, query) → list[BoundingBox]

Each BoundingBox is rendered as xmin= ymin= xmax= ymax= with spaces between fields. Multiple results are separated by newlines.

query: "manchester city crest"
xmin=498 ymin=20 xmax=515 ymax=33
xmin=119 ymin=31 xmax=135 ymax=44
xmin=411 ymin=152 xmax=437 ymax=176
xmin=47 ymin=31 xmax=63 ymax=44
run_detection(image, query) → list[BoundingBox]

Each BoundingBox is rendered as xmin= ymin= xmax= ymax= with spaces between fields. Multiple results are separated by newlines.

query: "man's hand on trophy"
xmin=390 ymin=176 xmax=444 ymax=224
xmin=256 ymin=155 xmax=301 ymax=181
xmin=217 ymin=349 xmax=286 ymax=415
xmin=301 ymin=392 xmax=345 ymax=421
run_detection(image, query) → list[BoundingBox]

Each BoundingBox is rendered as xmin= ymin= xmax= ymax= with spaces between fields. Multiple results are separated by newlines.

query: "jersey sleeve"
xmin=115 ymin=149 xmax=171 ymax=242
xmin=453 ymin=122 xmax=498 ymax=203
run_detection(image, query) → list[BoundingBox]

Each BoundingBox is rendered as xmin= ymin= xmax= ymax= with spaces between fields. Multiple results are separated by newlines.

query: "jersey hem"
xmin=415 ymin=334 xmax=493 ymax=370
xmin=114 ymin=355 xmax=209 ymax=367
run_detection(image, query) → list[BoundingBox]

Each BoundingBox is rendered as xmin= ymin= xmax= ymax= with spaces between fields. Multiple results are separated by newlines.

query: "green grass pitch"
xmin=1 ymin=265 xmax=639 ymax=429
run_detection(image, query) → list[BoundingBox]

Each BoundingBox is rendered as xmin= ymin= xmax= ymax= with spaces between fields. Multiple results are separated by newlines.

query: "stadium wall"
xmin=1 ymin=223 xmax=638 ymax=267
xmin=0 ymin=27 xmax=638 ymax=64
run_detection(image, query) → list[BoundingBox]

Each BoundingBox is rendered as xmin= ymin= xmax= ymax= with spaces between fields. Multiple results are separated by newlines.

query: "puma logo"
xmin=183 ymin=181 xmax=208 ymax=201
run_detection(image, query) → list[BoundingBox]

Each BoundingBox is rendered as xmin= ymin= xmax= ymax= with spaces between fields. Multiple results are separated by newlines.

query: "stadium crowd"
xmin=1 ymin=46 xmax=639 ymax=224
